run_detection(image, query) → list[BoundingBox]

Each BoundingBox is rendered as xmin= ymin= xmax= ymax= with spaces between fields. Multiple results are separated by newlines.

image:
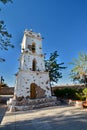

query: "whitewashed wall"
xmin=20 ymin=53 xmax=45 ymax=71
xmin=14 ymin=71 xmax=51 ymax=98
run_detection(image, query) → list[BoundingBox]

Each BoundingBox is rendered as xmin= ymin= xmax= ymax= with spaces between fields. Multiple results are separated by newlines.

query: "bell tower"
xmin=7 ymin=29 xmax=57 ymax=111
xmin=14 ymin=29 xmax=51 ymax=99
xmin=20 ymin=29 xmax=45 ymax=72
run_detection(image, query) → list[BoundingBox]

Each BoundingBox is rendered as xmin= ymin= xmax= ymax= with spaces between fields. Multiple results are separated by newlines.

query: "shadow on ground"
xmin=0 ymin=106 xmax=87 ymax=130
xmin=0 ymin=105 xmax=7 ymax=124
xmin=0 ymin=95 xmax=13 ymax=124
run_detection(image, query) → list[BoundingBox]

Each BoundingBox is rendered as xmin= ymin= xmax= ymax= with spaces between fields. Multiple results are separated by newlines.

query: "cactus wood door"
xmin=30 ymin=83 xmax=37 ymax=99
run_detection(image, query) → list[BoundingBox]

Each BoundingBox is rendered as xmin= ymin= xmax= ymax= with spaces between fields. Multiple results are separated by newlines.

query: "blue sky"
xmin=0 ymin=0 xmax=87 ymax=87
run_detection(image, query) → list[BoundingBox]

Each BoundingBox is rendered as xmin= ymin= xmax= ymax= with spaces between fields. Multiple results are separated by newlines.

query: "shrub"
xmin=54 ymin=89 xmax=64 ymax=98
xmin=54 ymin=88 xmax=77 ymax=100
xmin=75 ymin=92 xmax=85 ymax=101
xmin=83 ymin=88 xmax=87 ymax=101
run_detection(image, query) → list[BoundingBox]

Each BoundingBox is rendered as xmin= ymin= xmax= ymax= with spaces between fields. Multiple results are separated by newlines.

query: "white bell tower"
xmin=14 ymin=29 xmax=51 ymax=99
xmin=7 ymin=29 xmax=57 ymax=111
xmin=20 ymin=29 xmax=45 ymax=72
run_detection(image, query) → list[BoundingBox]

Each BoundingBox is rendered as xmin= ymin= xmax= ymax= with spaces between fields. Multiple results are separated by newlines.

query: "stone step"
xmin=7 ymin=97 xmax=60 ymax=112
xmin=11 ymin=101 xmax=60 ymax=111
xmin=15 ymin=97 xmax=57 ymax=106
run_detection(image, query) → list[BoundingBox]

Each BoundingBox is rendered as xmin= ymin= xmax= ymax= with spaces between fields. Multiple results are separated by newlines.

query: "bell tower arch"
xmin=32 ymin=42 xmax=36 ymax=53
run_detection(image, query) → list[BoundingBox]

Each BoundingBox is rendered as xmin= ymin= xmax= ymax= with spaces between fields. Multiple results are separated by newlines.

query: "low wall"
xmin=0 ymin=87 xmax=14 ymax=95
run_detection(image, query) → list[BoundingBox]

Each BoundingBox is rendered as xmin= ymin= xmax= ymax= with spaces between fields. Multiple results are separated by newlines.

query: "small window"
xmin=32 ymin=43 xmax=35 ymax=53
xmin=32 ymin=59 xmax=36 ymax=71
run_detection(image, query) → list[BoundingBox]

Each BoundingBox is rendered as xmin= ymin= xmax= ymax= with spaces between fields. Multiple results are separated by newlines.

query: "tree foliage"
xmin=0 ymin=0 xmax=14 ymax=61
xmin=54 ymin=88 xmax=77 ymax=100
xmin=0 ymin=20 xmax=14 ymax=50
xmin=45 ymin=51 xmax=66 ymax=85
xmin=69 ymin=52 xmax=87 ymax=84
xmin=0 ymin=0 xmax=13 ymax=4
xmin=83 ymin=88 xmax=87 ymax=101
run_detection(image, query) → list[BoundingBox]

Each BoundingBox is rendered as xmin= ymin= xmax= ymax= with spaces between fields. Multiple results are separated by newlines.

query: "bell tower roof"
xmin=21 ymin=29 xmax=43 ymax=54
xmin=24 ymin=29 xmax=42 ymax=40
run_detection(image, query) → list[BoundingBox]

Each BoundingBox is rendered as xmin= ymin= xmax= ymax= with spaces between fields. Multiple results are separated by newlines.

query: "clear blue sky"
xmin=0 ymin=0 xmax=87 ymax=87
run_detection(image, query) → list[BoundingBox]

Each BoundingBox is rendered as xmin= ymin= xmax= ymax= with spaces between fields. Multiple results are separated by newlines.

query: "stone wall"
xmin=7 ymin=97 xmax=58 ymax=111
xmin=0 ymin=87 xmax=14 ymax=95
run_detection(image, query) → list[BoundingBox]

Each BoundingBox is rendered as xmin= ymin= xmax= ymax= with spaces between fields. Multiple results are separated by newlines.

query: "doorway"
xmin=30 ymin=83 xmax=37 ymax=99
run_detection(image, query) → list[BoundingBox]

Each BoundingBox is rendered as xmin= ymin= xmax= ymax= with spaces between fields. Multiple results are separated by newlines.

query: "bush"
xmin=0 ymin=83 xmax=8 ymax=88
xmin=75 ymin=92 xmax=85 ymax=101
xmin=83 ymin=88 xmax=87 ymax=101
xmin=54 ymin=88 xmax=77 ymax=100
xmin=54 ymin=87 xmax=87 ymax=101
xmin=54 ymin=89 xmax=64 ymax=98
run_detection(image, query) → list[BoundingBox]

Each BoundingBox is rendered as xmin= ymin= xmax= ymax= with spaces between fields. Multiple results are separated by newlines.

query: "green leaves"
xmin=0 ymin=58 xmax=5 ymax=62
xmin=83 ymin=88 xmax=87 ymax=96
xmin=0 ymin=20 xmax=14 ymax=50
xmin=54 ymin=88 xmax=77 ymax=100
xmin=0 ymin=0 xmax=14 ymax=62
xmin=45 ymin=51 xmax=66 ymax=85
xmin=70 ymin=52 xmax=87 ymax=84
xmin=0 ymin=0 xmax=13 ymax=4
xmin=83 ymin=88 xmax=87 ymax=101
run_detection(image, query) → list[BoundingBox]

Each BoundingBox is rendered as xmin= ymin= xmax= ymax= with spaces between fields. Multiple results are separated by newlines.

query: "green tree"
xmin=0 ymin=0 xmax=14 ymax=62
xmin=83 ymin=88 xmax=87 ymax=101
xmin=45 ymin=51 xmax=66 ymax=86
xmin=69 ymin=52 xmax=87 ymax=85
xmin=0 ymin=0 xmax=12 ymax=4
xmin=54 ymin=88 xmax=77 ymax=100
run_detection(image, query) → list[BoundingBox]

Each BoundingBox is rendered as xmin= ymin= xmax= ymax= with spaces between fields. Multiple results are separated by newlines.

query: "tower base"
xmin=7 ymin=97 xmax=59 ymax=112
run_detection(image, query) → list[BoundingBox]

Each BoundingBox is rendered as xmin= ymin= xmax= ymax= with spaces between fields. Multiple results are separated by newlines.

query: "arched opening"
xmin=32 ymin=42 xmax=36 ymax=53
xmin=32 ymin=59 xmax=36 ymax=71
xmin=30 ymin=83 xmax=37 ymax=99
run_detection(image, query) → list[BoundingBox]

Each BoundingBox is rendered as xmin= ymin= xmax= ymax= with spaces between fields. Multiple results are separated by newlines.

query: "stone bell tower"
xmin=14 ymin=29 xmax=51 ymax=99
xmin=7 ymin=29 xmax=57 ymax=111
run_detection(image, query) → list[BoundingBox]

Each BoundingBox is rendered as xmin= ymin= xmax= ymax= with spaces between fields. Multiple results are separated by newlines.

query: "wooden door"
xmin=30 ymin=83 xmax=36 ymax=99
